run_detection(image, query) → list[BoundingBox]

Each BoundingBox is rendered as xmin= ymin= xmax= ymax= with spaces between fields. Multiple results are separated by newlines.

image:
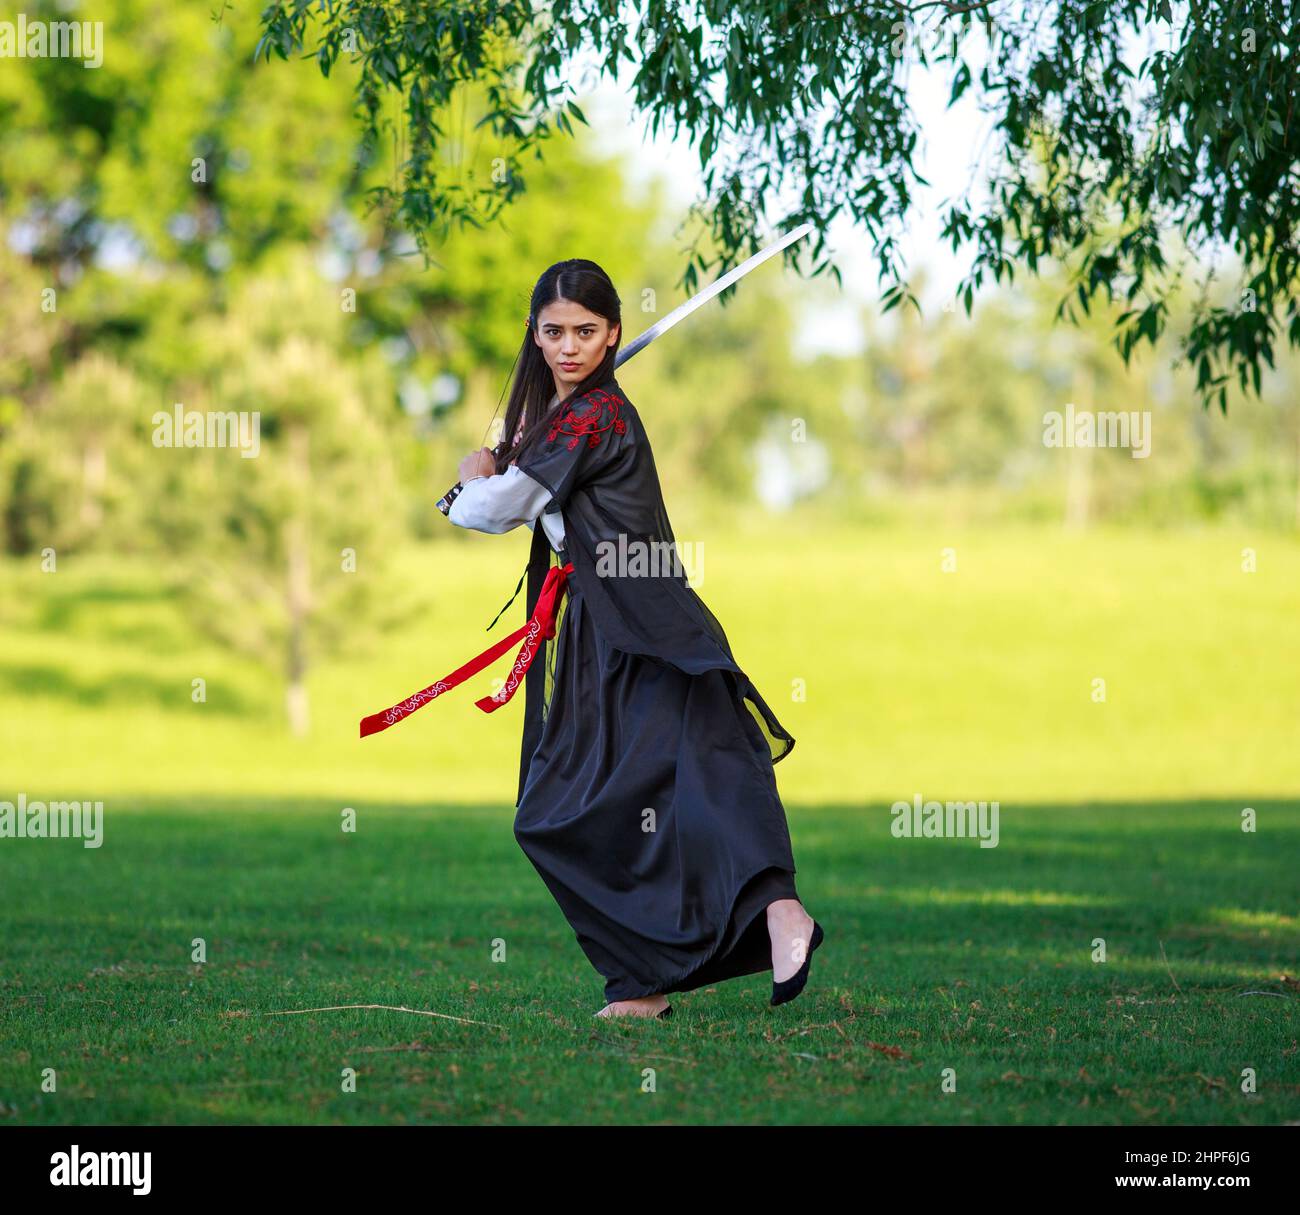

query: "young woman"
xmin=447 ymin=259 xmax=824 ymax=1019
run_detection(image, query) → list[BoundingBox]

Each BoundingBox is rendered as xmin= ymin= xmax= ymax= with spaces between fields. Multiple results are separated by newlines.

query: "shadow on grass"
xmin=36 ymin=579 xmax=182 ymax=632
xmin=0 ymin=794 xmax=1295 ymax=979
xmin=0 ymin=663 xmax=258 ymax=715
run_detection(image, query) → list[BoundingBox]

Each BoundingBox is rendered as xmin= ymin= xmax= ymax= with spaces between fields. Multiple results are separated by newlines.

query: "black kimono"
xmin=507 ymin=376 xmax=801 ymax=1002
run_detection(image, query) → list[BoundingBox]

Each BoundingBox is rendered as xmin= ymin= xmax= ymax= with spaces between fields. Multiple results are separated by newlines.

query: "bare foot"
xmin=593 ymin=994 xmax=670 ymax=1018
xmin=766 ymin=899 xmax=816 ymax=984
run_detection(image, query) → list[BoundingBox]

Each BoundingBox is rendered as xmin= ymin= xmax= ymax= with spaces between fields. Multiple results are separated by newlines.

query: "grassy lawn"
xmin=1 ymin=521 xmax=1297 ymax=1123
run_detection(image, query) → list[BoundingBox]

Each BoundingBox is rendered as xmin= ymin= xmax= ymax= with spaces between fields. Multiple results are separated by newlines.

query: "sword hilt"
xmin=436 ymin=481 xmax=463 ymax=516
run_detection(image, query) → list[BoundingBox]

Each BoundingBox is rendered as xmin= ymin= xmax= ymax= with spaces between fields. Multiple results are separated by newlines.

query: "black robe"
xmin=508 ymin=375 xmax=801 ymax=1002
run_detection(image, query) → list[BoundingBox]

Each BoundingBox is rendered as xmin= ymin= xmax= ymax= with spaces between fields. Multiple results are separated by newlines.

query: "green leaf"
xmin=949 ymin=61 xmax=972 ymax=107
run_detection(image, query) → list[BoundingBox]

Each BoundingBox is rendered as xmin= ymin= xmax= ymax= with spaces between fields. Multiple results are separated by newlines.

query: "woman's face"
xmin=534 ymin=299 xmax=620 ymax=394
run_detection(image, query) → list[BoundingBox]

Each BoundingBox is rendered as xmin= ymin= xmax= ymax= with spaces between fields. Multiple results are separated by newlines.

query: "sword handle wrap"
xmin=436 ymin=481 xmax=464 ymax=516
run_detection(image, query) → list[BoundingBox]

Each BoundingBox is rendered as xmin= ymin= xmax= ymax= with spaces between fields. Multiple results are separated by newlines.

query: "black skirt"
xmin=513 ymin=554 xmax=801 ymax=1002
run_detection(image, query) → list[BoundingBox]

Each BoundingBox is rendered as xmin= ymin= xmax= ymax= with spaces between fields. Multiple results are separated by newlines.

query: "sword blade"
xmin=615 ymin=222 xmax=815 ymax=366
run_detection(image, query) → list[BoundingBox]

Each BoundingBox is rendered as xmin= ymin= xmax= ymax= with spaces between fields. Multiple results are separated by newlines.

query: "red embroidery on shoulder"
xmin=546 ymin=388 xmax=628 ymax=451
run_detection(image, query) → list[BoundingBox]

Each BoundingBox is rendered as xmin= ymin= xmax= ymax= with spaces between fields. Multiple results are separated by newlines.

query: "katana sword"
xmin=435 ymin=222 xmax=814 ymax=515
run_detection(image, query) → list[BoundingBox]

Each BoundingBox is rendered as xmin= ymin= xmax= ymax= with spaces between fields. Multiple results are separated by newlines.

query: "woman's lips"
xmin=560 ymin=362 xmax=580 ymax=370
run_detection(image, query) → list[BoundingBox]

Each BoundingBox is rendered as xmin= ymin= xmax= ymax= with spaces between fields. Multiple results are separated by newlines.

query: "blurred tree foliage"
xmin=0 ymin=0 xmax=1297 ymax=738
xmin=0 ymin=2 xmax=414 ymax=731
xmin=258 ymin=0 xmax=1300 ymax=413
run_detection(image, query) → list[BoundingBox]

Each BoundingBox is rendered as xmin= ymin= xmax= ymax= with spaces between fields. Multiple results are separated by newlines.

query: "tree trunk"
xmin=1065 ymin=364 xmax=1093 ymax=531
xmin=286 ymin=676 xmax=309 ymax=738
xmin=81 ymin=442 xmax=106 ymax=530
xmin=285 ymin=422 xmax=312 ymax=737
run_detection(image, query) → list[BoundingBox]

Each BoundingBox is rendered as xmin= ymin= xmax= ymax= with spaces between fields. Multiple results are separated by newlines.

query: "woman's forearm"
xmin=447 ymin=466 xmax=553 ymax=534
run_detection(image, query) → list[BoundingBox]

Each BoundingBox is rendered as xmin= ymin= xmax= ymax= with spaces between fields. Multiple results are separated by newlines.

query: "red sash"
xmin=359 ymin=561 xmax=575 ymax=738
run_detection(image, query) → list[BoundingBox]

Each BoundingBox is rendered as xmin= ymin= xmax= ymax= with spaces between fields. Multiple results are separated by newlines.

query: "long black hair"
xmin=489 ymin=259 xmax=622 ymax=475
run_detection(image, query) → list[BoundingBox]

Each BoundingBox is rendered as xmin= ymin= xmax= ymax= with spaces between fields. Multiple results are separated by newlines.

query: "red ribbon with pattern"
xmin=359 ymin=561 xmax=574 ymax=738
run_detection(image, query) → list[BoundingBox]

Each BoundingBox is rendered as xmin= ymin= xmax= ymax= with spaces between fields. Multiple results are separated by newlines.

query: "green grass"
xmin=1 ymin=521 xmax=1297 ymax=1123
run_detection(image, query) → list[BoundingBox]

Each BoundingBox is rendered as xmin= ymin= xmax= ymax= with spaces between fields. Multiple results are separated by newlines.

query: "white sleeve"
xmin=447 ymin=465 xmax=554 ymax=534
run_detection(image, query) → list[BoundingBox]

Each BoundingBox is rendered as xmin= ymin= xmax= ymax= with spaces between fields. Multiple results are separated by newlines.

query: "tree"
xmin=256 ymin=0 xmax=1299 ymax=413
xmin=36 ymin=353 xmax=144 ymax=537
xmin=150 ymin=254 xmax=415 ymax=735
xmin=0 ymin=1 xmax=393 ymax=556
